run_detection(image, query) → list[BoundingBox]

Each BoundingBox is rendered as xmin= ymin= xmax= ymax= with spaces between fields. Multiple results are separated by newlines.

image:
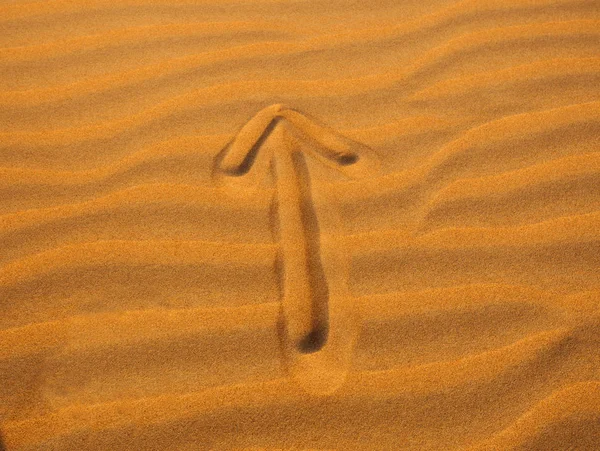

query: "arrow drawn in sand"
xmin=213 ymin=104 xmax=380 ymax=394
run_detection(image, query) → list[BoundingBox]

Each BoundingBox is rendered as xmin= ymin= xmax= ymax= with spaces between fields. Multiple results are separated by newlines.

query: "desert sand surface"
xmin=1 ymin=0 xmax=600 ymax=449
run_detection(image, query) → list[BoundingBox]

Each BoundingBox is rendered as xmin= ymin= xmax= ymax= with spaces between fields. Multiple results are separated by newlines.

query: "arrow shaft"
xmin=274 ymin=144 xmax=357 ymax=394
xmin=274 ymin=146 xmax=328 ymax=353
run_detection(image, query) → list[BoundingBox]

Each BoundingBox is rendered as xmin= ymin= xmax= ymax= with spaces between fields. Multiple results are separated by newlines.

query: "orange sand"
xmin=1 ymin=0 xmax=599 ymax=449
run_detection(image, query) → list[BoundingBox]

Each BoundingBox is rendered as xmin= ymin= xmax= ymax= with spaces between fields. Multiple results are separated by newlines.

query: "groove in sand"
xmin=214 ymin=104 xmax=379 ymax=394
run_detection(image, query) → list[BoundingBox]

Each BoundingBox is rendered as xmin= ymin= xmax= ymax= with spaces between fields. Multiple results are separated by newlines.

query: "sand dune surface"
xmin=1 ymin=0 xmax=599 ymax=449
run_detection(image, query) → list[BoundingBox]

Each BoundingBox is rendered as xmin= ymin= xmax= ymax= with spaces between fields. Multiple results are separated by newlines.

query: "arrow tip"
xmin=213 ymin=104 xmax=380 ymax=191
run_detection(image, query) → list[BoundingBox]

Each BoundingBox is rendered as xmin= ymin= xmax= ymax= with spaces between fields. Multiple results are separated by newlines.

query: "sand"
xmin=1 ymin=0 xmax=599 ymax=449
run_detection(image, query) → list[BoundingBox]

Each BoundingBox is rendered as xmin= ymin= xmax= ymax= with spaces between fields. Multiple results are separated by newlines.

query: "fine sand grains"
xmin=1 ymin=0 xmax=599 ymax=449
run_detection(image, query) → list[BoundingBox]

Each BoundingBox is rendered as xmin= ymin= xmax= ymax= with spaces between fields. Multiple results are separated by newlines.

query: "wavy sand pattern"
xmin=1 ymin=0 xmax=599 ymax=449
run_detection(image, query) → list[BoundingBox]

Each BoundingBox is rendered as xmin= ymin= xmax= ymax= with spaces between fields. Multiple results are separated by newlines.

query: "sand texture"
xmin=1 ymin=0 xmax=600 ymax=449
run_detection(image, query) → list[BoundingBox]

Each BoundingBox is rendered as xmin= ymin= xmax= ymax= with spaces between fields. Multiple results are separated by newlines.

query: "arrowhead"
xmin=213 ymin=104 xmax=380 ymax=191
